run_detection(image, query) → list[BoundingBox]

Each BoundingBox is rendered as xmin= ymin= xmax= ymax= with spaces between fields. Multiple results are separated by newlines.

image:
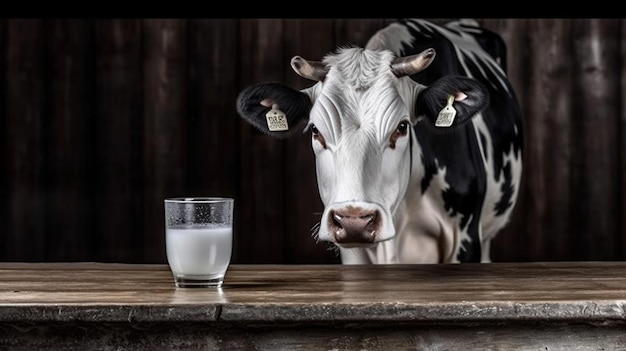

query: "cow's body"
xmin=236 ymin=19 xmax=523 ymax=264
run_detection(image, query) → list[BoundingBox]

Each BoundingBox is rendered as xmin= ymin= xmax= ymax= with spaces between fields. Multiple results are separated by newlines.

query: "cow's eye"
xmin=309 ymin=123 xmax=327 ymax=149
xmin=396 ymin=121 xmax=409 ymax=136
xmin=389 ymin=121 xmax=410 ymax=149
xmin=310 ymin=124 xmax=320 ymax=138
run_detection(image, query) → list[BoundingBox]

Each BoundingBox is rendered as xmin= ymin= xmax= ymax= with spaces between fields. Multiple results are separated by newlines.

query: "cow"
xmin=236 ymin=19 xmax=523 ymax=264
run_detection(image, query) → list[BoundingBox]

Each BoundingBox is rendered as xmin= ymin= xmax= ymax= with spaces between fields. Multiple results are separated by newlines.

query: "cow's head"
xmin=236 ymin=47 xmax=488 ymax=249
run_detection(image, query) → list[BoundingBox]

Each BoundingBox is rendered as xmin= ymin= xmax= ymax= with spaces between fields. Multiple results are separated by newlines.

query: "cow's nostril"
xmin=333 ymin=213 xmax=343 ymax=224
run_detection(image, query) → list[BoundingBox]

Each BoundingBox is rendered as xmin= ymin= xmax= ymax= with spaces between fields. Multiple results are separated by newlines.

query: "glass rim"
xmin=164 ymin=197 xmax=234 ymax=203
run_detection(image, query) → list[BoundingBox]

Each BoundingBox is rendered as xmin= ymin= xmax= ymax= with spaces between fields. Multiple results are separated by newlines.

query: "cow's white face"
xmin=305 ymin=48 xmax=422 ymax=248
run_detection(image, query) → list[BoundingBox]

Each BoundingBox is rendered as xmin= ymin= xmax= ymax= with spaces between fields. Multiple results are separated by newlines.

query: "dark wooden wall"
xmin=1 ymin=19 xmax=624 ymax=264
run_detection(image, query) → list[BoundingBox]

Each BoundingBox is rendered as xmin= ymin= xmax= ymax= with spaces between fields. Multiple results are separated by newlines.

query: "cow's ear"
xmin=415 ymin=75 xmax=489 ymax=129
xmin=236 ymin=82 xmax=312 ymax=138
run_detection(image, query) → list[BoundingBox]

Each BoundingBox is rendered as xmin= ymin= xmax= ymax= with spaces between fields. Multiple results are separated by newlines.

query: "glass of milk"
xmin=164 ymin=197 xmax=234 ymax=288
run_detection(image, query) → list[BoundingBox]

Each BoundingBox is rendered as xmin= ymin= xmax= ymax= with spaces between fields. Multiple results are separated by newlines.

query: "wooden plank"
xmin=186 ymin=19 xmax=238 ymax=197
xmin=1 ymin=262 xmax=626 ymax=314
xmin=516 ymin=19 xmax=575 ymax=261
xmin=3 ymin=262 xmax=626 ymax=350
xmin=0 ymin=19 xmax=6 ymax=256
xmin=282 ymin=19 xmax=339 ymax=264
xmin=93 ymin=19 xmax=143 ymax=263
xmin=45 ymin=19 xmax=93 ymax=261
xmin=0 ymin=322 xmax=625 ymax=350
xmin=571 ymin=19 xmax=621 ymax=260
xmin=142 ymin=19 xmax=188 ymax=263
xmin=4 ymin=19 xmax=46 ymax=261
xmin=621 ymin=19 xmax=626 ymax=259
xmin=186 ymin=19 xmax=240 ymax=259
xmin=237 ymin=19 xmax=287 ymax=263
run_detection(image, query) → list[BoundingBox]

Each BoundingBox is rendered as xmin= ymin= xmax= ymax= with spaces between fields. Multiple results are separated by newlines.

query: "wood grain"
xmin=4 ymin=19 xmax=46 ymax=261
xmin=93 ymin=19 xmax=143 ymax=263
xmin=2 ymin=262 xmax=626 ymax=322
xmin=238 ymin=19 xmax=287 ymax=264
xmin=186 ymin=19 xmax=240 ymax=260
xmin=142 ymin=19 xmax=188 ymax=263
xmin=46 ymin=19 xmax=93 ymax=261
xmin=572 ymin=19 xmax=621 ymax=260
xmin=2 ymin=262 xmax=626 ymax=350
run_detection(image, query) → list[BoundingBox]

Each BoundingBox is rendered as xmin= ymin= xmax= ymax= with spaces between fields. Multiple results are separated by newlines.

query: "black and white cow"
xmin=236 ymin=19 xmax=523 ymax=264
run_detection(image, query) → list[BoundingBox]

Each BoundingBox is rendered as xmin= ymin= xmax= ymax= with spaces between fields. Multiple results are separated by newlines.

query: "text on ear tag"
xmin=435 ymin=95 xmax=457 ymax=128
xmin=265 ymin=104 xmax=289 ymax=132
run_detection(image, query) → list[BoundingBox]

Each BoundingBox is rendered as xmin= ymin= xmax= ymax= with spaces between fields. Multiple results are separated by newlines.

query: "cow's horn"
xmin=291 ymin=56 xmax=328 ymax=81
xmin=391 ymin=48 xmax=436 ymax=77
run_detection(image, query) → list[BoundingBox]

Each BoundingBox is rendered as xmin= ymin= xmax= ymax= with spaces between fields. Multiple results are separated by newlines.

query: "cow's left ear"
xmin=415 ymin=75 xmax=489 ymax=129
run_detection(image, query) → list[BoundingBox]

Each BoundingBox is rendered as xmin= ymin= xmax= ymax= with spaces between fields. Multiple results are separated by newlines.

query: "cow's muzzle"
xmin=328 ymin=206 xmax=382 ymax=245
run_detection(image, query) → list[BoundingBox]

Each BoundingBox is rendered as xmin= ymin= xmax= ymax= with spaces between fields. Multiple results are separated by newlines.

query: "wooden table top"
xmin=1 ymin=261 xmax=626 ymax=324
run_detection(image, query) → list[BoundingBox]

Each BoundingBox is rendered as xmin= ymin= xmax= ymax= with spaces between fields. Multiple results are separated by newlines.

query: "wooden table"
xmin=1 ymin=262 xmax=626 ymax=350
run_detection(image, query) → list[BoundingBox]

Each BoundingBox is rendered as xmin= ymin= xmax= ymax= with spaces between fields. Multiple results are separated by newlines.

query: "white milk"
xmin=166 ymin=224 xmax=232 ymax=277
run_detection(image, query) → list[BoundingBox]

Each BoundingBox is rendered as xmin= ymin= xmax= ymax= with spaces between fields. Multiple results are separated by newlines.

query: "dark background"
xmin=1 ymin=19 xmax=624 ymax=264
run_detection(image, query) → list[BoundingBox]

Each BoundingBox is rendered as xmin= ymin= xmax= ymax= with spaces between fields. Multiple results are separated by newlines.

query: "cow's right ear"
xmin=236 ymin=82 xmax=312 ymax=138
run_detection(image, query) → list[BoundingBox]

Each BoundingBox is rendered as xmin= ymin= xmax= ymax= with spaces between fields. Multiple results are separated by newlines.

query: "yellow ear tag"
xmin=435 ymin=95 xmax=457 ymax=127
xmin=265 ymin=104 xmax=289 ymax=132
